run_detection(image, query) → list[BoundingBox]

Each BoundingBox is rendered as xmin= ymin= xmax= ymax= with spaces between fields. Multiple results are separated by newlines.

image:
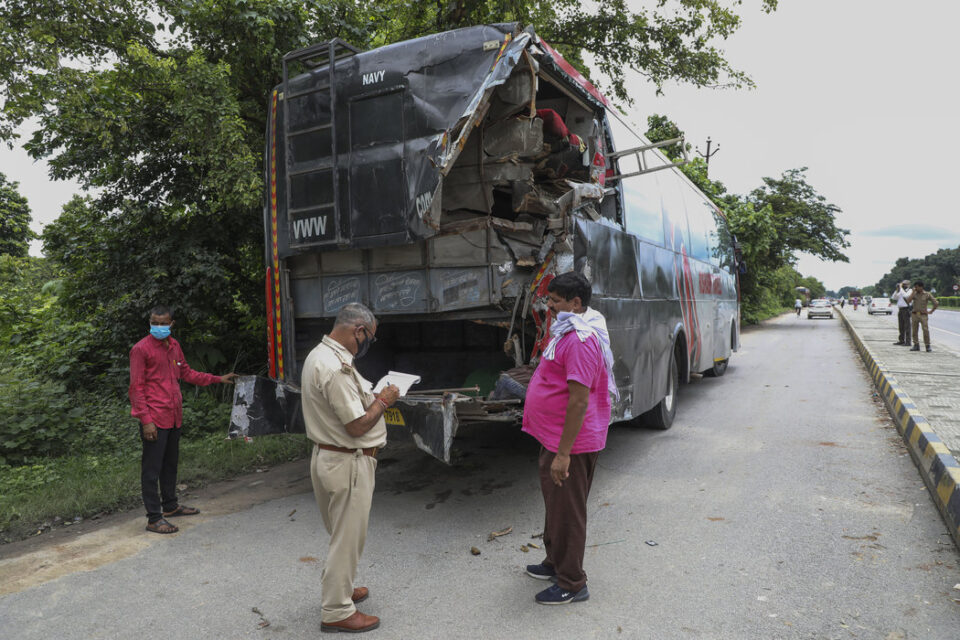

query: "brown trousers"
xmin=911 ymin=312 xmax=930 ymax=346
xmin=538 ymin=447 xmax=600 ymax=592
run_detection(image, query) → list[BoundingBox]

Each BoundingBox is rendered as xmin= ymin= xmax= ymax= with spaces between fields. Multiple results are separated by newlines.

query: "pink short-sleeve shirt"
xmin=521 ymin=332 xmax=611 ymax=453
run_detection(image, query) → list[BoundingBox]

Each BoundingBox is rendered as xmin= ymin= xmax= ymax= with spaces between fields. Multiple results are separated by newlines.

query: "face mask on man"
xmin=150 ymin=325 xmax=172 ymax=340
xmin=355 ymin=326 xmax=374 ymax=359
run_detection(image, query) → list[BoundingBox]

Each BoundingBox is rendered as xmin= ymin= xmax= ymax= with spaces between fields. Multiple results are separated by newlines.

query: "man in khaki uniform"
xmin=301 ymin=303 xmax=399 ymax=633
xmin=906 ymin=280 xmax=939 ymax=352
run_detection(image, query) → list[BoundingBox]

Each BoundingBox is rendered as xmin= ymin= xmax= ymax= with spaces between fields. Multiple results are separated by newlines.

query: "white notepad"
xmin=373 ymin=371 xmax=421 ymax=396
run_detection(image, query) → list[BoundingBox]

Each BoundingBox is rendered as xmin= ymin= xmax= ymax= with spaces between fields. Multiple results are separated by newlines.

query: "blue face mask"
xmin=150 ymin=325 xmax=172 ymax=340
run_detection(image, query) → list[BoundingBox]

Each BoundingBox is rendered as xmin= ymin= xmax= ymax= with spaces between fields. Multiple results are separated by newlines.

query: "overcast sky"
xmin=620 ymin=0 xmax=959 ymax=292
xmin=2 ymin=0 xmax=958 ymax=292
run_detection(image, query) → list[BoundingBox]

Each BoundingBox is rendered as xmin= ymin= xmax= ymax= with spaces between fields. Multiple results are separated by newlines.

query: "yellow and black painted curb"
xmin=838 ymin=310 xmax=960 ymax=549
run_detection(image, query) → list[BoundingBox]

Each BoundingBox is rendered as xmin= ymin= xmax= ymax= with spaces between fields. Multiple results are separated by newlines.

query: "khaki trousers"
xmin=911 ymin=312 xmax=930 ymax=346
xmin=311 ymin=446 xmax=377 ymax=623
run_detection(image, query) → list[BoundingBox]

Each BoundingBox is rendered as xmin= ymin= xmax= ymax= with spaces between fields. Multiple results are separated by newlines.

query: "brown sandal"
xmin=163 ymin=505 xmax=200 ymax=517
xmin=145 ymin=518 xmax=179 ymax=534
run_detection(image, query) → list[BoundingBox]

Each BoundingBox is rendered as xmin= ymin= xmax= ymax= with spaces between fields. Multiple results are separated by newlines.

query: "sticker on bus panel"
xmin=383 ymin=408 xmax=405 ymax=426
xmin=292 ymin=212 xmax=335 ymax=243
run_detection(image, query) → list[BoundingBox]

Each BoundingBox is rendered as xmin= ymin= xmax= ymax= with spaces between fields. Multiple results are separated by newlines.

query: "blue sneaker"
xmin=525 ymin=563 xmax=556 ymax=580
xmin=535 ymin=584 xmax=589 ymax=605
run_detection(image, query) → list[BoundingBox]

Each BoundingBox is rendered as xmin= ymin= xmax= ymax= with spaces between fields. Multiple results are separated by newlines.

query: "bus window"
xmin=622 ymin=172 xmax=665 ymax=245
xmin=659 ymin=171 xmax=690 ymax=253
xmin=683 ymin=188 xmax=711 ymax=263
xmin=712 ymin=208 xmax=735 ymax=273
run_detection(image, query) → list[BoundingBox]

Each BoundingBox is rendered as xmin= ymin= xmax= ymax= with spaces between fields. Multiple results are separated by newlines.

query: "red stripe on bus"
xmin=266 ymin=266 xmax=276 ymax=379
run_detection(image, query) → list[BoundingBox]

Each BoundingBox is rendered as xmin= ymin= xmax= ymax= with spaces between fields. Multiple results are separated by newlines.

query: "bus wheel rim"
xmin=665 ymin=369 xmax=675 ymax=411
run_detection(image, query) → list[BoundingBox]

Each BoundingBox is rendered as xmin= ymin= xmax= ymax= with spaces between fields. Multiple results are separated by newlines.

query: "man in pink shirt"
xmin=521 ymin=271 xmax=614 ymax=605
xmin=129 ymin=305 xmax=237 ymax=534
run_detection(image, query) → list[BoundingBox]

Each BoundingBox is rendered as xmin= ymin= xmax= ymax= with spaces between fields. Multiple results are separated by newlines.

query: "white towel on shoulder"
xmin=543 ymin=307 xmax=619 ymax=400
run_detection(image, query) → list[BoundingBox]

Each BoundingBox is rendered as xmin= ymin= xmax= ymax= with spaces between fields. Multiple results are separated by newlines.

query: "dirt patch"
xmin=0 ymin=459 xmax=311 ymax=596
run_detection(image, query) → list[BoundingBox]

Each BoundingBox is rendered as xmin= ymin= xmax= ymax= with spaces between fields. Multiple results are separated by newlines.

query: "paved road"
xmin=2 ymin=314 xmax=958 ymax=639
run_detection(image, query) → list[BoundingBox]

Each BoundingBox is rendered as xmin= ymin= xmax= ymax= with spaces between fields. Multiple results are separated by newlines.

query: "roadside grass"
xmin=0 ymin=432 xmax=311 ymax=543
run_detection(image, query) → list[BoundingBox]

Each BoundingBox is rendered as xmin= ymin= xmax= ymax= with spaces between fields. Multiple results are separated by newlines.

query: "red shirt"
xmin=129 ymin=335 xmax=221 ymax=429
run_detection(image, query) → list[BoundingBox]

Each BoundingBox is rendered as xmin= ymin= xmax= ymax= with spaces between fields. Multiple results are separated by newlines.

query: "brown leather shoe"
xmin=351 ymin=587 xmax=369 ymax=603
xmin=321 ymin=610 xmax=380 ymax=633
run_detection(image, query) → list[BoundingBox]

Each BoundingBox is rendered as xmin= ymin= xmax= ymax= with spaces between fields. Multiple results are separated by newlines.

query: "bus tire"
xmin=705 ymin=359 xmax=728 ymax=377
xmin=642 ymin=354 xmax=679 ymax=430
xmin=705 ymin=322 xmax=735 ymax=377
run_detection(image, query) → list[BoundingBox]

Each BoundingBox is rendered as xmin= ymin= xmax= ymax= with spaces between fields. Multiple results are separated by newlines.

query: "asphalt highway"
xmin=1 ymin=313 xmax=958 ymax=639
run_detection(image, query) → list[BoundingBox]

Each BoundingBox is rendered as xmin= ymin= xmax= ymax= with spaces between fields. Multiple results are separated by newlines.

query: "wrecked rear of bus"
xmin=230 ymin=23 xmax=740 ymax=463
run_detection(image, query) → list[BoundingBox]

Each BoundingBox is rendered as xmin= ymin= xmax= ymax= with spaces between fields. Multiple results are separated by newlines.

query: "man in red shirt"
xmin=129 ymin=305 xmax=237 ymax=534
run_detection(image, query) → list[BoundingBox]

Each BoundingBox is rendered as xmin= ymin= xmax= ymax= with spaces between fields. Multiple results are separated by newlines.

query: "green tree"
xmin=0 ymin=173 xmax=35 ymax=257
xmin=747 ymin=168 xmax=850 ymax=269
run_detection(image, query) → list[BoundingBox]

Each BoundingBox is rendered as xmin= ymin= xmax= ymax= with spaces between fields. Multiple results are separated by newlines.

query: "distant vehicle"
xmin=807 ymin=299 xmax=834 ymax=319
xmin=867 ymin=298 xmax=893 ymax=315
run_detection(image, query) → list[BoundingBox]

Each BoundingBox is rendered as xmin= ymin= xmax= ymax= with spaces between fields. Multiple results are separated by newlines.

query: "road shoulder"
xmin=838 ymin=306 xmax=960 ymax=549
xmin=0 ymin=459 xmax=311 ymax=595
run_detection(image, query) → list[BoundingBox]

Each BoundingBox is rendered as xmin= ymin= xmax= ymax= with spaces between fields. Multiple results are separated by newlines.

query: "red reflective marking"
xmin=539 ymin=40 xmax=611 ymax=108
xmin=266 ymin=267 xmax=276 ymax=378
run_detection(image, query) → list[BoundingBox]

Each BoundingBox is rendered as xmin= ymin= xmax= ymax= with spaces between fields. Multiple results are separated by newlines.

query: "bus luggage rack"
xmin=605 ymin=136 xmax=690 ymax=182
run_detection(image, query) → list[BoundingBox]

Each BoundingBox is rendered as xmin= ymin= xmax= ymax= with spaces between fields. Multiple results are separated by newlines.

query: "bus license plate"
xmin=383 ymin=408 xmax=405 ymax=426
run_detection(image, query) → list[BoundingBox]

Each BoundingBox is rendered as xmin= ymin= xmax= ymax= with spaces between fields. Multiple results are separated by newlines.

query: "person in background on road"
xmin=853 ymin=296 xmax=859 ymax=311
xmin=521 ymin=271 xmax=615 ymax=605
xmin=301 ymin=303 xmax=400 ymax=633
xmin=840 ymin=298 xmax=845 ymax=309
xmin=129 ymin=305 xmax=237 ymax=535
xmin=906 ymin=281 xmax=939 ymax=352
xmin=890 ymin=280 xmax=912 ymax=346
xmin=795 ymin=298 xmax=802 ymax=316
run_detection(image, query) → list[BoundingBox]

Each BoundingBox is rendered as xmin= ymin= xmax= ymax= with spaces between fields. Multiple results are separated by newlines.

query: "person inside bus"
xmin=521 ymin=271 xmax=615 ymax=605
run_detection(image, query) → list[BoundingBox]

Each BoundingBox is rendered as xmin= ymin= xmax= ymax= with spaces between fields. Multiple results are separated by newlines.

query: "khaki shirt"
xmin=911 ymin=291 xmax=937 ymax=314
xmin=301 ymin=335 xmax=387 ymax=449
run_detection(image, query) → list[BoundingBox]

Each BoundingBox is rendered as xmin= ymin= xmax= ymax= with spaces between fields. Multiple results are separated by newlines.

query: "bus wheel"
xmin=642 ymin=355 xmax=679 ymax=430
xmin=705 ymin=358 xmax=728 ymax=377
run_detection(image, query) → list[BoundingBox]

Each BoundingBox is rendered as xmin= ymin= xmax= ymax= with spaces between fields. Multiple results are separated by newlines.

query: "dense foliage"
xmin=0 ymin=173 xmax=35 ymax=257
xmin=873 ymin=247 xmax=960 ymax=296
xmin=645 ymin=115 xmax=843 ymax=322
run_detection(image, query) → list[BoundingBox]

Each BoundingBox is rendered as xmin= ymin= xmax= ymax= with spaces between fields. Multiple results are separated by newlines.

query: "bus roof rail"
xmin=605 ymin=137 xmax=690 ymax=182
xmin=283 ymin=38 xmax=363 ymax=69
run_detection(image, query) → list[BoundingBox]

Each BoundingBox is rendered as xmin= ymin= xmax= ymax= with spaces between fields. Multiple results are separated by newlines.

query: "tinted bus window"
xmin=702 ymin=203 xmax=724 ymax=268
xmin=683 ymin=187 xmax=711 ymax=262
xmin=622 ymin=174 xmax=665 ymax=245
xmin=659 ymin=171 xmax=690 ymax=252
xmin=712 ymin=209 xmax=735 ymax=273
xmin=606 ymin=114 xmax=665 ymax=245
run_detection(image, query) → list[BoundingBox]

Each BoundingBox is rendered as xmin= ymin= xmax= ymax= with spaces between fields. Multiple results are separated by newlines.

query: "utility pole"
xmin=696 ymin=137 xmax=720 ymax=174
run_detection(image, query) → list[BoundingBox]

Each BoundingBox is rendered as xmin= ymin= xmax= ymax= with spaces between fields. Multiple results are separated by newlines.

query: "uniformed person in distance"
xmin=906 ymin=280 xmax=939 ymax=352
xmin=301 ymin=303 xmax=399 ymax=633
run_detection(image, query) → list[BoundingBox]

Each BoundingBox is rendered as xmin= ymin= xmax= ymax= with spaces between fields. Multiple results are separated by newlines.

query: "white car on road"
xmin=807 ymin=299 xmax=834 ymax=319
xmin=867 ymin=297 xmax=893 ymax=315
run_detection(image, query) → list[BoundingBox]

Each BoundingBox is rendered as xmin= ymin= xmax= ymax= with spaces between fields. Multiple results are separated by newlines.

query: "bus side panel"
xmin=572 ymin=219 xmax=682 ymax=420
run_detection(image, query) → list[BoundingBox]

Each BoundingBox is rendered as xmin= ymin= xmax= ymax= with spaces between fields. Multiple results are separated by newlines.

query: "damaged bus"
xmin=229 ymin=23 xmax=742 ymax=463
